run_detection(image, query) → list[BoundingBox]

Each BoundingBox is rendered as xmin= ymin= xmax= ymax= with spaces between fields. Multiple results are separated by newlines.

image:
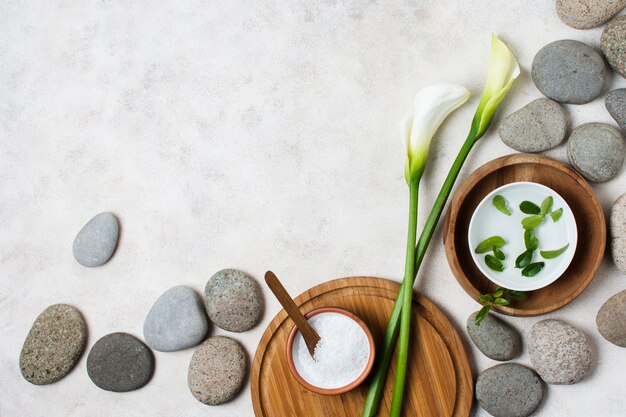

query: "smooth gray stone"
xmin=532 ymin=40 xmax=607 ymax=104
xmin=467 ymin=311 xmax=522 ymax=361
xmin=143 ymin=286 xmax=209 ymax=352
xmin=556 ymin=0 xmax=626 ymax=29
xmin=498 ymin=98 xmax=568 ymax=152
xmin=204 ymin=269 xmax=263 ymax=332
xmin=611 ymin=193 xmax=626 ymax=273
xmin=529 ymin=319 xmax=593 ymax=384
xmin=476 ymin=363 xmax=544 ymax=417
xmin=567 ymin=122 xmax=625 ymax=182
xmin=188 ymin=336 xmax=246 ymax=405
xmin=72 ymin=212 xmax=119 ymax=267
xmin=606 ymin=89 xmax=626 ymax=132
xmin=19 ymin=304 xmax=87 ymax=385
xmin=601 ymin=16 xmax=626 ymax=79
xmin=597 ymin=289 xmax=626 ymax=347
xmin=87 ymin=332 xmax=154 ymax=392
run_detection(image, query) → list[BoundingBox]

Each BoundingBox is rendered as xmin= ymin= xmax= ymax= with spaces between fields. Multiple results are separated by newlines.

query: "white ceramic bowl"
xmin=467 ymin=182 xmax=577 ymax=291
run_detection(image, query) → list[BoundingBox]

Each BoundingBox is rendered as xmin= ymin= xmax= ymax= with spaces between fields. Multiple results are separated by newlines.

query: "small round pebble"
xmin=20 ymin=304 xmax=87 ymax=385
xmin=597 ymin=289 xmax=626 ymax=347
xmin=611 ymin=193 xmax=626 ymax=273
xmin=606 ymin=89 xmax=626 ymax=132
xmin=567 ymin=123 xmax=625 ymax=183
xmin=204 ymin=269 xmax=263 ymax=332
xmin=72 ymin=212 xmax=119 ymax=267
xmin=476 ymin=363 xmax=544 ymax=417
xmin=498 ymin=98 xmax=568 ymax=152
xmin=529 ymin=319 xmax=593 ymax=384
xmin=188 ymin=336 xmax=246 ymax=405
xmin=556 ymin=0 xmax=626 ymax=29
xmin=87 ymin=332 xmax=154 ymax=392
xmin=144 ymin=286 xmax=209 ymax=352
xmin=601 ymin=16 xmax=626 ymax=79
xmin=532 ymin=40 xmax=607 ymax=104
xmin=467 ymin=311 xmax=522 ymax=361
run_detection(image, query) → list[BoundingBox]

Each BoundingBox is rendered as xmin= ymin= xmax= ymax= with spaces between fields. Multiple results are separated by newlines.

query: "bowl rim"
xmin=285 ymin=306 xmax=376 ymax=395
xmin=467 ymin=181 xmax=578 ymax=291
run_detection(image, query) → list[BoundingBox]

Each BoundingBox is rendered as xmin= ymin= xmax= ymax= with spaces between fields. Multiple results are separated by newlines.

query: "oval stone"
xmin=476 ymin=363 xmax=544 ymax=417
xmin=611 ymin=193 xmax=626 ymax=273
xmin=20 ymin=304 xmax=87 ymax=385
xmin=188 ymin=336 xmax=246 ymax=405
xmin=606 ymin=89 xmax=626 ymax=133
xmin=467 ymin=311 xmax=522 ymax=361
xmin=72 ymin=212 xmax=119 ymax=267
xmin=204 ymin=269 xmax=263 ymax=332
xmin=601 ymin=16 xmax=626 ymax=79
xmin=529 ymin=319 xmax=593 ymax=384
xmin=556 ymin=0 xmax=626 ymax=29
xmin=87 ymin=332 xmax=154 ymax=392
xmin=143 ymin=286 xmax=209 ymax=352
xmin=531 ymin=40 xmax=607 ymax=104
xmin=567 ymin=123 xmax=625 ymax=183
xmin=597 ymin=289 xmax=626 ymax=347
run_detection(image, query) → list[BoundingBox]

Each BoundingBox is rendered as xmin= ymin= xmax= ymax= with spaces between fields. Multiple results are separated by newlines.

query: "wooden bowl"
xmin=443 ymin=153 xmax=606 ymax=316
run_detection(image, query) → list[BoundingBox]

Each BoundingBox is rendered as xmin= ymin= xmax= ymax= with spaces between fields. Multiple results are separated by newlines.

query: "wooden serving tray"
xmin=443 ymin=153 xmax=606 ymax=316
xmin=251 ymin=277 xmax=472 ymax=417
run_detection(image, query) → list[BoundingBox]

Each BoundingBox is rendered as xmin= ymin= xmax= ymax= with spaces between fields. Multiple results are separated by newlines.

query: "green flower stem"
xmin=389 ymin=180 xmax=419 ymax=417
xmin=362 ymin=127 xmax=479 ymax=417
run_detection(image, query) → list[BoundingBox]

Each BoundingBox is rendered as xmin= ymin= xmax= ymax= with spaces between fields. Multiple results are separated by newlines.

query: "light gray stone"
xmin=556 ymin=0 xmax=626 ymax=29
xmin=188 ymin=336 xmax=246 ymax=405
xmin=498 ymin=98 xmax=568 ymax=152
xmin=601 ymin=16 xmax=626 ymax=79
xmin=597 ymin=289 xmax=626 ymax=347
xmin=529 ymin=319 xmax=593 ymax=384
xmin=467 ymin=311 xmax=522 ymax=361
xmin=532 ymin=40 xmax=607 ymax=104
xmin=72 ymin=212 xmax=119 ymax=267
xmin=606 ymin=89 xmax=626 ymax=132
xmin=476 ymin=363 xmax=544 ymax=417
xmin=143 ymin=286 xmax=209 ymax=352
xmin=567 ymin=122 xmax=625 ymax=182
xmin=204 ymin=269 xmax=263 ymax=332
xmin=19 ymin=304 xmax=87 ymax=385
xmin=87 ymin=332 xmax=154 ymax=392
xmin=611 ymin=193 xmax=626 ymax=273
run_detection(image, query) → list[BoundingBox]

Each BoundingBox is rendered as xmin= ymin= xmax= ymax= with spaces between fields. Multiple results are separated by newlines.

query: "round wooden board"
xmin=443 ymin=153 xmax=606 ymax=316
xmin=251 ymin=277 xmax=473 ymax=417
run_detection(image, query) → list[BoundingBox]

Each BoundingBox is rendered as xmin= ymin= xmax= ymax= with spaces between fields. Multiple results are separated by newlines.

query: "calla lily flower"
xmin=471 ymin=34 xmax=520 ymax=139
xmin=401 ymin=83 xmax=471 ymax=183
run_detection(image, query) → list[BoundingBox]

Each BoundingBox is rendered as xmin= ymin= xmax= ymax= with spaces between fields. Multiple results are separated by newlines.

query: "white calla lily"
xmin=401 ymin=82 xmax=471 ymax=183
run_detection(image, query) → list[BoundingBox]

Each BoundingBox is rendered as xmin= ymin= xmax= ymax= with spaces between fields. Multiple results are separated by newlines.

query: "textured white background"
xmin=1 ymin=1 xmax=625 ymax=416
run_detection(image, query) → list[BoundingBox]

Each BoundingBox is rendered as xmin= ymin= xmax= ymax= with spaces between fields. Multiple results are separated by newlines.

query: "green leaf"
xmin=515 ymin=249 xmax=534 ymax=268
xmin=550 ymin=208 xmax=563 ymax=222
xmin=479 ymin=294 xmax=494 ymax=304
xmin=504 ymin=289 xmax=526 ymax=301
xmin=493 ymin=287 xmax=504 ymax=298
xmin=493 ymin=246 xmax=505 ymax=260
xmin=474 ymin=305 xmax=492 ymax=326
xmin=521 ymin=215 xmax=544 ymax=230
xmin=492 ymin=195 xmax=511 ymax=216
xmin=475 ymin=236 xmax=506 ymax=253
xmin=524 ymin=229 xmax=539 ymax=250
xmin=541 ymin=196 xmax=553 ymax=214
xmin=519 ymin=201 xmax=541 ymax=215
xmin=493 ymin=297 xmax=510 ymax=306
xmin=522 ymin=262 xmax=545 ymax=277
xmin=540 ymin=243 xmax=570 ymax=259
xmin=485 ymin=254 xmax=505 ymax=272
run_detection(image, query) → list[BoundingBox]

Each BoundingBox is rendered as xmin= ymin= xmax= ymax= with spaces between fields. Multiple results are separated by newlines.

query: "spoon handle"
xmin=265 ymin=271 xmax=321 ymax=356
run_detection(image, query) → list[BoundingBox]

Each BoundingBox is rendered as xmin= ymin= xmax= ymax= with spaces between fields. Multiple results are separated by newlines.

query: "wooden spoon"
xmin=264 ymin=270 xmax=321 ymax=357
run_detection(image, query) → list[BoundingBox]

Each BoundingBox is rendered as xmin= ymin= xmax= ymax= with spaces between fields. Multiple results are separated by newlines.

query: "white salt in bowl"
xmin=286 ymin=307 xmax=375 ymax=395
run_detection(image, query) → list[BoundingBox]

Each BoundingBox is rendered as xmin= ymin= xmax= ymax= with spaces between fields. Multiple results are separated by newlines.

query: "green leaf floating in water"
xmin=492 ymin=195 xmax=511 ymax=216
xmin=522 ymin=214 xmax=544 ymax=230
xmin=524 ymin=229 xmax=539 ymax=250
xmin=475 ymin=236 xmax=506 ymax=253
xmin=550 ymin=208 xmax=563 ymax=222
xmin=493 ymin=246 xmax=506 ymax=260
xmin=515 ymin=249 xmax=534 ymax=269
xmin=522 ymin=261 xmax=545 ymax=277
xmin=520 ymin=201 xmax=541 ymax=215
xmin=485 ymin=254 xmax=505 ymax=272
xmin=540 ymin=243 xmax=569 ymax=259
xmin=541 ymin=196 xmax=553 ymax=214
